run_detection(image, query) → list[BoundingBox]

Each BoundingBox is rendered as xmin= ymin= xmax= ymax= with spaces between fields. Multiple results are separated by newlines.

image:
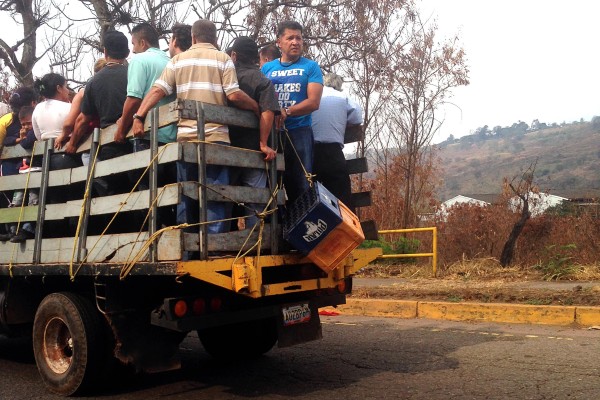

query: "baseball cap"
xmin=103 ymin=30 xmax=129 ymax=59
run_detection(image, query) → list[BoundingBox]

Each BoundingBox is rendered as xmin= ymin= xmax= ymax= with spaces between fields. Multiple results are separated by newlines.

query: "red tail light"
xmin=210 ymin=297 xmax=222 ymax=312
xmin=173 ymin=300 xmax=188 ymax=318
xmin=192 ymin=298 xmax=206 ymax=315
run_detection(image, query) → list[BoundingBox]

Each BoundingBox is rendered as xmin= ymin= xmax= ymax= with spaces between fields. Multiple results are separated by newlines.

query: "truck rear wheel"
xmin=198 ymin=318 xmax=277 ymax=359
xmin=33 ymin=292 xmax=107 ymax=396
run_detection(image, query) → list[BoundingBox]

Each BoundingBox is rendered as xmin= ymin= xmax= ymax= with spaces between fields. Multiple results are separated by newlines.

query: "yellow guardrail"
xmin=377 ymin=227 xmax=438 ymax=277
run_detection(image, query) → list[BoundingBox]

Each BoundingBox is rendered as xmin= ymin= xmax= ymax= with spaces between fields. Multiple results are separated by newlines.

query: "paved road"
xmin=1 ymin=316 xmax=599 ymax=399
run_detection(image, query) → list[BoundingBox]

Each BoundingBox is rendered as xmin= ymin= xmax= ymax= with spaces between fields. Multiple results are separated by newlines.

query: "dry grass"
xmin=355 ymin=258 xmax=600 ymax=282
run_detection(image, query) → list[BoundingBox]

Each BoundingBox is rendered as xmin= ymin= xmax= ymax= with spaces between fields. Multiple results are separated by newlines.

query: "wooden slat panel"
xmin=182 ymin=142 xmax=285 ymax=171
xmin=0 ymin=143 xmax=181 ymax=192
xmin=0 ymin=232 xmax=156 ymax=264
xmin=183 ymin=226 xmax=272 ymax=252
xmin=181 ymin=183 xmax=284 ymax=205
xmin=178 ymin=99 xmax=258 ymax=129
xmin=157 ymin=229 xmax=182 ymax=261
xmin=0 ymin=206 xmax=38 ymax=223
xmin=344 ymin=125 xmax=363 ymax=144
xmin=351 ymin=191 xmax=372 ymax=208
xmin=346 ymin=157 xmax=368 ymax=175
xmin=360 ymin=220 xmax=379 ymax=241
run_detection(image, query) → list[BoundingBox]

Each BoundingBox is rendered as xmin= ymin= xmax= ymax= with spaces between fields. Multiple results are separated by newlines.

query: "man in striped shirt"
xmin=133 ymin=19 xmax=258 ymax=248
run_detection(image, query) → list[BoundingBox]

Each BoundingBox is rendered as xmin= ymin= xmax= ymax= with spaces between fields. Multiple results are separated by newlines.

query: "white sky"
xmin=419 ymin=0 xmax=600 ymax=143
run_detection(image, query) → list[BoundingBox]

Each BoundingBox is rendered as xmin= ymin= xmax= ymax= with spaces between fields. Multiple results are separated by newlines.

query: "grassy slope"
xmin=437 ymin=123 xmax=600 ymax=200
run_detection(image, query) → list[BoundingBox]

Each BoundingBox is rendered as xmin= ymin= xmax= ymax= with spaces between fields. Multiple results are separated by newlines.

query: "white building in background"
xmin=508 ymin=192 xmax=568 ymax=217
xmin=436 ymin=192 xmax=568 ymax=220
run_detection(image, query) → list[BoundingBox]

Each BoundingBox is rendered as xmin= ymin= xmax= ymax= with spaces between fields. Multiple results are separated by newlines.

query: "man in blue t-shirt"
xmin=261 ymin=20 xmax=323 ymax=203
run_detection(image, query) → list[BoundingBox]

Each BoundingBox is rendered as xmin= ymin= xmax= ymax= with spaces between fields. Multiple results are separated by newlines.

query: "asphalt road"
xmin=1 ymin=316 xmax=599 ymax=399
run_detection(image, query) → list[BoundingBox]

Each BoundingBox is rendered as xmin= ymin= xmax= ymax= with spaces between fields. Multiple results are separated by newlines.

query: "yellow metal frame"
xmin=377 ymin=227 xmax=438 ymax=277
xmin=177 ymin=248 xmax=382 ymax=298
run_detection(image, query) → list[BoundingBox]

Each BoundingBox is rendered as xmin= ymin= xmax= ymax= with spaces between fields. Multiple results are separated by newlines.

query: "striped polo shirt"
xmin=154 ymin=42 xmax=240 ymax=143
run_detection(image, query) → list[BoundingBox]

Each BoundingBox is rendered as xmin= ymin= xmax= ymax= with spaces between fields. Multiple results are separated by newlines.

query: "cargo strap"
xmin=282 ymin=124 xmax=315 ymax=187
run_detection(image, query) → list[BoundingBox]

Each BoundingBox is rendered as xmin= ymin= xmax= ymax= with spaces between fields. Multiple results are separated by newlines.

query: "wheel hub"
xmin=42 ymin=316 xmax=73 ymax=374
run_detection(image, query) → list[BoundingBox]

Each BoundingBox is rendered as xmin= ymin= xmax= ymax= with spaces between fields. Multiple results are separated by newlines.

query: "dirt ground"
xmin=352 ymin=260 xmax=600 ymax=306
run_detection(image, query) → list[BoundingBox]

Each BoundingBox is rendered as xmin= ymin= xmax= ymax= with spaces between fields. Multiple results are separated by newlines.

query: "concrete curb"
xmin=321 ymin=299 xmax=600 ymax=327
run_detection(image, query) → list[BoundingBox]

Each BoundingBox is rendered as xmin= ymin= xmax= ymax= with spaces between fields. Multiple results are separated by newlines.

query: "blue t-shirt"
xmin=261 ymin=57 xmax=323 ymax=130
xmin=128 ymin=47 xmax=177 ymax=143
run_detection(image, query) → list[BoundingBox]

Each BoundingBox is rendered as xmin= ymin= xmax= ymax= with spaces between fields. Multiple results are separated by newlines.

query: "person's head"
xmin=8 ymin=87 xmax=37 ymax=114
xmin=276 ymin=20 xmax=304 ymax=62
xmin=131 ymin=23 xmax=160 ymax=54
xmin=93 ymin=57 xmax=107 ymax=73
xmin=102 ymin=30 xmax=129 ymax=60
xmin=323 ymin=73 xmax=344 ymax=91
xmin=230 ymin=36 xmax=259 ymax=65
xmin=18 ymin=106 xmax=34 ymax=130
xmin=259 ymin=44 xmax=281 ymax=67
xmin=33 ymin=73 xmax=69 ymax=102
xmin=191 ymin=19 xmax=217 ymax=46
xmin=169 ymin=23 xmax=192 ymax=57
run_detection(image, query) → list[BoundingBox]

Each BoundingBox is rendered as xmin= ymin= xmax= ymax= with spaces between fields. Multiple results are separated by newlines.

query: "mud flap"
xmin=277 ymin=301 xmax=322 ymax=348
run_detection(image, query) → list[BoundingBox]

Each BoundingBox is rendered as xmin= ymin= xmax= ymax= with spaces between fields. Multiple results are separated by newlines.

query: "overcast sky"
xmin=419 ymin=0 xmax=600 ymax=143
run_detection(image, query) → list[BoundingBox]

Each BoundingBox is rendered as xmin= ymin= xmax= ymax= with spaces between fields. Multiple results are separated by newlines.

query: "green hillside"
xmin=437 ymin=122 xmax=600 ymax=201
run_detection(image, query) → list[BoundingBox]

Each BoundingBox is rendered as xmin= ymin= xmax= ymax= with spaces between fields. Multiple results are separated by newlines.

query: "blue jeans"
xmin=176 ymin=142 xmax=230 ymax=235
xmin=282 ymin=125 xmax=313 ymax=203
xmin=229 ymin=167 xmax=267 ymax=228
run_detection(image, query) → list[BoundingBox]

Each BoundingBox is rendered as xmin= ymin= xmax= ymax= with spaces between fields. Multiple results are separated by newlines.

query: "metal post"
xmin=269 ymin=125 xmax=279 ymax=254
xmin=196 ymin=102 xmax=208 ymax=259
xmin=432 ymin=227 xmax=438 ymax=277
xmin=149 ymin=108 xmax=159 ymax=262
xmin=77 ymin=128 xmax=100 ymax=262
xmin=33 ymin=140 xmax=52 ymax=264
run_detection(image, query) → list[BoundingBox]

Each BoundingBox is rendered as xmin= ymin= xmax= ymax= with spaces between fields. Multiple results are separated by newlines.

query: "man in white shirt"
xmin=311 ymin=73 xmax=363 ymax=209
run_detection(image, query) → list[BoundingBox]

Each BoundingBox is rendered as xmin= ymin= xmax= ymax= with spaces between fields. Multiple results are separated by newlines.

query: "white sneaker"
xmin=18 ymin=167 xmax=42 ymax=174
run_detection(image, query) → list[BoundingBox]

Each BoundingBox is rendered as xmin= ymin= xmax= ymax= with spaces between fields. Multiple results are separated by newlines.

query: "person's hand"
xmin=260 ymin=143 xmax=277 ymax=161
xmin=19 ymin=127 xmax=27 ymax=139
xmin=132 ymin=119 xmax=144 ymax=138
xmin=54 ymin=134 xmax=67 ymax=150
xmin=114 ymin=131 xmax=126 ymax=144
xmin=64 ymin=141 xmax=77 ymax=154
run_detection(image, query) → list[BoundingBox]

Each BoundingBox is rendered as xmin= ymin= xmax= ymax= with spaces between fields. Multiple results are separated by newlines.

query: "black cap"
xmin=231 ymin=36 xmax=259 ymax=61
xmin=103 ymin=30 xmax=129 ymax=59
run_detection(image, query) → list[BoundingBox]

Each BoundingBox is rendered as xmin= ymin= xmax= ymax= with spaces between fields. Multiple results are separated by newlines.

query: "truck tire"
xmin=198 ymin=318 xmax=277 ymax=359
xmin=32 ymin=292 xmax=107 ymax=396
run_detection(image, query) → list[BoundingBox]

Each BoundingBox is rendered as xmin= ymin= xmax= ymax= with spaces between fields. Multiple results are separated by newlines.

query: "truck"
xmin=0 ymin=100 xmax=380 ymax=396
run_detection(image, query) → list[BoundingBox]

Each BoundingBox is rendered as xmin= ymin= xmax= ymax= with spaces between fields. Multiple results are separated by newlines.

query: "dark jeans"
xmin=281 ymin=125 xmax=314 ymax=203
xmin=313 ymin=142 xmax=352 ymax=209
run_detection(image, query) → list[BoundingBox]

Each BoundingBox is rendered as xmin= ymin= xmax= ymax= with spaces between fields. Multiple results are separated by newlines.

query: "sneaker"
xmin=10 ymin=231 xmax=34 ymax=243
xmin=18 ymin=166 xmax=42 ymax=174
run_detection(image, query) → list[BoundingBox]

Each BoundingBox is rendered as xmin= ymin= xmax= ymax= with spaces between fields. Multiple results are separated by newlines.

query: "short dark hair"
xmin=18 ymin=106 xmax=34 ymax=120
xmin=276 ymin=20 xmax=303 ymax=37
xmin=172 ymin=23 xmax=192 ymax=51
xmin=33 ymin=73 xmax=66 ymax=99
xmin=132 ymin=23 xmax=160 ymax=48
xmin=103 ymin=30 xmax=129 ymax=59
xmin=231 ymin=36 xmax=259 ymax=64
xmin=8 ymin=87 xmax=37 ymax=113
xmin=192 ymin=19 xmax=217 ymax=44
xmin=259 ymin=44 xmax=281 ymax=61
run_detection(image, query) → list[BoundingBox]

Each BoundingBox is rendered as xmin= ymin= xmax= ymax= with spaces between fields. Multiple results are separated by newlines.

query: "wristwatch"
xmin=133 ymin=113 xmax=145 ymax=122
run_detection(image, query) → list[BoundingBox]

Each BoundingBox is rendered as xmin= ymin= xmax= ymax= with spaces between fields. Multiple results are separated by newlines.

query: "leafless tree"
xmin=386 ymin=16 xmax=469 ymax=228
xmin=0 ymin=0 xmax=71 ymax=85
xmin=500 ymin=160 xmax=539 ymax=267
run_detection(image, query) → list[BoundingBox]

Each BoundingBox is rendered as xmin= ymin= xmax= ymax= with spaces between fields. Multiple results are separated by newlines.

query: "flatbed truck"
xmin=0 ymin=100 xmax=380 ymax=396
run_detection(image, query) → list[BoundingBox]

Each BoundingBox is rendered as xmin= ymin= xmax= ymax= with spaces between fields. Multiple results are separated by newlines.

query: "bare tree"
xmin=386 ymin=16 xmax=469 ymax=228
xmin=0 ymin=0 xmax=70 ymax=85
xmin=500 ymin=160 xmax=538 ymax=267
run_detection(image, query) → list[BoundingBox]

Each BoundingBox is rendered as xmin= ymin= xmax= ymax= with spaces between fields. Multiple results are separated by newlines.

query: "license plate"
xmin=282 ymin=303 xmax=311 ymax=326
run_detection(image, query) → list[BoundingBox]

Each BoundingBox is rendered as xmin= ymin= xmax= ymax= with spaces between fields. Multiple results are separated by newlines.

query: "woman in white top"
xmin=32 ymin=73 xmax=83 ymax=237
